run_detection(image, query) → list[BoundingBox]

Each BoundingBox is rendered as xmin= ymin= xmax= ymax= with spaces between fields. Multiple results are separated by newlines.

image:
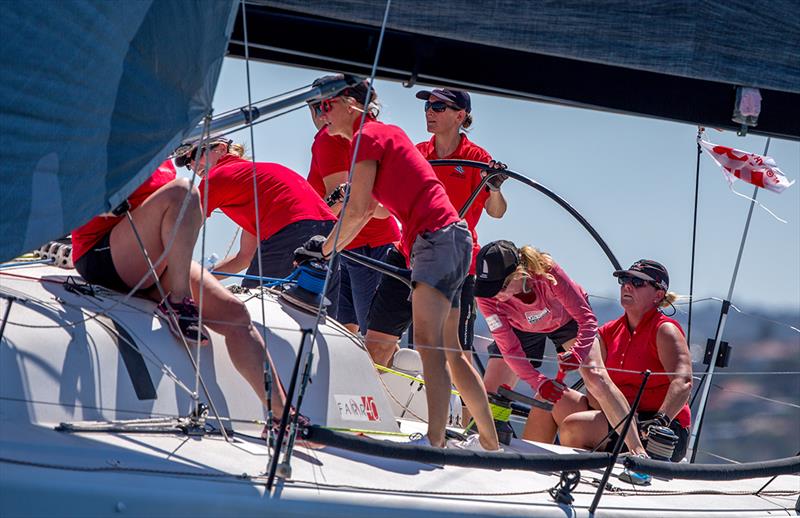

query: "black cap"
xmin=415 ymin=88 xmax=471 ymax=113
xmin=474 ymin=240 xmax=520 ymax=298
xmin=613 ymin=259 xmax=669 ymax=290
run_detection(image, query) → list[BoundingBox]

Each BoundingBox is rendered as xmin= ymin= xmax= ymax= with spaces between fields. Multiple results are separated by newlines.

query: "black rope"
xmin=624 ymin=454 xmax=800 ymax=481
xmin=302 ymin=426 xmax=611 ymax=471
xmin=687 ymin=130 xmax=702 ymax=350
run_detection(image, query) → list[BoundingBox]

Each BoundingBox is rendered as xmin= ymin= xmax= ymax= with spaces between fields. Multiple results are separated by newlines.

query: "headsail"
xmin=0 ymin=0 xmax=237 ymax=262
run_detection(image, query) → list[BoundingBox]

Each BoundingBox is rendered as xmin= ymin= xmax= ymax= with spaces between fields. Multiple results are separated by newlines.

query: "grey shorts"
xmin=409 ymin=220 xmax=472 ymax=308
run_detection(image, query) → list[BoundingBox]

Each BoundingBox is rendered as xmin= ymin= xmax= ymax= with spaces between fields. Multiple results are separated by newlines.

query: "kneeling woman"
xmin=558 ymin=260 xmax=692 ymax=461
xmin=305 ymin=80 xmax=500 ymax=451
xmin=178 ymin=139 xmax=340 ymax=315
xmin=475 ymin=241 xmax=645 ymax=454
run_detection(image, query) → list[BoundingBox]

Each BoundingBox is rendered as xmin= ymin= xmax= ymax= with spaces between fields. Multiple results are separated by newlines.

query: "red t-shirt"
xmin=476 ymin=261 xmax=596 ymax=391
xmin=352 ymin=118 xmax=459 ymax=257
xmin=308 ymin=127 xmax=400 ymax=250
xmin=201 ymin=155 xmax=335 ymax=241
xmin=71 ymin=160 xmax=176 ymax=261
xmin=416 ymin=134 xmax=492 ymax=275
xmin=599 ymin=308 xmax=692 ymax=428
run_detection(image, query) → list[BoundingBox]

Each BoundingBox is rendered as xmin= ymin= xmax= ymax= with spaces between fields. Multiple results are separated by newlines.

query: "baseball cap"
xmin=312 ymin=74 xmax=373 ymax=105
xmin=474 ymin=240 xmax=520 ymax=298
xmin=172 ymin=137 xmax=231 ymax=168
xmin=415 ymin=88 xmax=471 ymax=113
xmin=613 ymin=259 xmax=669 ymax=290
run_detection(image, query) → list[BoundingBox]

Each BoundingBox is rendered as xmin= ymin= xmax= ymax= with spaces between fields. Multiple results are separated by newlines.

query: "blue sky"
xmin=190 ymin=58 xmax=799 ymax=314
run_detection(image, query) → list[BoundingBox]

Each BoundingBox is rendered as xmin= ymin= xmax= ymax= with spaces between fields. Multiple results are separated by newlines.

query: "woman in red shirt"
xmin=558 ymin=260 xmax=692 ymax=461
xmin=298 ymin=80 xmax=500 ymax=451
xmin=474 ymin=240 xmax=645 ymax=453
xmin=72 ymin=158 xmax=289 ymax=419
xmin=306 ymin=78 xmax=400 ymax=335
xmin=180 ymin=139 xmax=340 ymax=315
xmin=363 ymin=88 xmax=508 ymax=368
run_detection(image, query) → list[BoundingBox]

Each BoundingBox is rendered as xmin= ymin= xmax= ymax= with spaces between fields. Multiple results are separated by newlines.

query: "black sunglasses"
xmin=309 ymin=102 xmax=323 ymax=117
xmin=617 ymin=275 xmax=656 ymax=289
xmin=424 ymin=100 xmax=462 ymax=113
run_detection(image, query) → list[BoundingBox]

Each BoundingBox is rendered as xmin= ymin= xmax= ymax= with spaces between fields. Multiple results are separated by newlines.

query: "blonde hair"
xmin=512 ymin=245 xmax=557 ymax=286
xmin=227 ymin=142 xmax=246 ymax=158
xmin=660 ymin=291 xmax=679 ymax=309
xmin=343 ymin=95 xmax=381 ymax=119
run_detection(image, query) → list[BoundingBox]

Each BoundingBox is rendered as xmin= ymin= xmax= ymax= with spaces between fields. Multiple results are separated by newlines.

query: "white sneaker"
xmin=447 ymin=434 xmax=504 ymax=452
xmin=407 ymin=433 xmax=433 ymax=447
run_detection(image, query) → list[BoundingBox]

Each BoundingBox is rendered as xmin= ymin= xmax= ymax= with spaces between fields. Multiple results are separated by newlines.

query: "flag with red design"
xmin=699 ymin=139 xmax=794 ymax=193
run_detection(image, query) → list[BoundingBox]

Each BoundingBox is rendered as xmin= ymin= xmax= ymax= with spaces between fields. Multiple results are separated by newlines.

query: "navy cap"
xmin=613 ymin=259 xmax=669 ymax=290
xmin=415 ymin=88 xmax=471 ymax=113
xmin=474 ymin=240 xmax=520 ymax=298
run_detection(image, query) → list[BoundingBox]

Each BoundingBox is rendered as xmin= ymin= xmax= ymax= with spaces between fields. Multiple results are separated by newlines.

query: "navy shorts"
xmin=338 ymin=243 xmax=395 ymax=334
xmin=243 ymin=219 xmax=340 ymax=318
xmin=365 ymin=247 xmax=413 ymax=336
xmin=74 ymin=231 xmax=132 ymax=293
xmin=487 ymin=319 xmax=577 ymax=367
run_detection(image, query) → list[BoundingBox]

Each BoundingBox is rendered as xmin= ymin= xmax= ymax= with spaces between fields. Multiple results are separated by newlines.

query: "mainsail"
xmin=0 ymin=0 xmax=237 ymax=262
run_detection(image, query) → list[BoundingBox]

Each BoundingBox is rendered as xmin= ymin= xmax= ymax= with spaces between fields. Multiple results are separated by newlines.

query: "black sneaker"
xmin=156 ymin=296 xmax=209 ymax=346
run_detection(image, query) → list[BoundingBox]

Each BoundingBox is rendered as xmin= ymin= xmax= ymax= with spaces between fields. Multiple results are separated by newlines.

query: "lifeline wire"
xmin=687 ymin=128 xmax=703 ymax=349
xmin=284 ymin=0 xmax=394 ymax=476
xmin=240 ymin=0 xmax=275 ymax=457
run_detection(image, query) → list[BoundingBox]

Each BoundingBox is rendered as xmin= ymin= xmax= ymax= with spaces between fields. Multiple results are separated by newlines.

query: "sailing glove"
xmin=294 ymin=235 xmax=329 ymax=264
xmin=538 ymin=378 xmax=567 ymax=404
xmin=557 ymin=350 xmax=582 ymax=372
xmin=639 ymin=412 xmax=670 ymax=437
xmin=483 ymin=160 xmax=508 ymax=191
xmin=325 ymin=183 xmax=347 ymax=207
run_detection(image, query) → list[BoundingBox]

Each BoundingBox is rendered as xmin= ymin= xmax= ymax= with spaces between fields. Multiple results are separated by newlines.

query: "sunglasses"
xmin=309 ymin=102 xmax=322 ymax=117
xmin=617 ymin=275 xmax=657 ymax=289
xmin=424 ymin=100 xmax=462 ymax=113
xmin=319 ymin=98 xmax=339 ymax=114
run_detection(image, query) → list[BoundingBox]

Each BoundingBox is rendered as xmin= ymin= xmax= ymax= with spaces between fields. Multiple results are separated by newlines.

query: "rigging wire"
xmin=239 ymin=0 xmax=275 ymax=458
xmin=687 ymin=128 xmax=703 ymax=350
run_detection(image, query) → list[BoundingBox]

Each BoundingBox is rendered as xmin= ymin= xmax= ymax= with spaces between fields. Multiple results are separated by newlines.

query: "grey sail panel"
xmin=0 ymin=0 xmax=237 ymax=262
xmin=255 ymin=0 xmax=799 ymax=94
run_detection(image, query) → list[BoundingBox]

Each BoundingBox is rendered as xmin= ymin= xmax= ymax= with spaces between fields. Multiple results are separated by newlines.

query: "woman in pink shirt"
xmin=296 ymin=78 xmax=500 ymax=452
xmin=475 ymin=240 xmax=646 ymax=453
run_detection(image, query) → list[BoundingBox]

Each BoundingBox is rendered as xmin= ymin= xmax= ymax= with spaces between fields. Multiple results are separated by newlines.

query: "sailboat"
xmin=1 ymin=2 xmax=798 ymax=516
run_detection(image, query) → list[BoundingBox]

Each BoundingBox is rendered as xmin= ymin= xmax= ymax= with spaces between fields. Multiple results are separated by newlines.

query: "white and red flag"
xmin=699 ymin=139 xmax=794 ymax=193
xmin=699 ymin=137 xmax=794 ymax=222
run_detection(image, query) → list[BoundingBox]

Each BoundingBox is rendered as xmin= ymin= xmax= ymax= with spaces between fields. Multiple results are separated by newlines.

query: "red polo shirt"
xmin=200 ymin=155 xmax=335 ymax=241
xmin=352 ymin=118 xmax=459 ymax=258
xmin=416 ymin=134 xmax=492 ymax=275
xmin=71 ymin=160 xmax=176 ymax=261
xmin=308 ymin=126 xmax=400 ymax=250
xmin=599 ymin=308 xmax=691 ymax=428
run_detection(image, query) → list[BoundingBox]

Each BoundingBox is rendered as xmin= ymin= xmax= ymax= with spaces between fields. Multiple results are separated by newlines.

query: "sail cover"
xmin=229 ymin=1 xmax=800 ymax=139
xmin=0 ymin=1 xmax=237 ymax=262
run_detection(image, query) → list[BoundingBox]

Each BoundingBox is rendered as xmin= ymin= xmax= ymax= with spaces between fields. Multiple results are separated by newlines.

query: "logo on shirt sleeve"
xmin=486 ymin=314 xmax=503 ymax=331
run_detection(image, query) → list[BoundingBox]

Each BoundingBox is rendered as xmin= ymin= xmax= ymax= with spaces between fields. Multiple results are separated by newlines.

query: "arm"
xmin=323 ymin=170 xmax=390 ymax=219
xmin=321 ymin=160 xmax=378 ymax=256
xmin=476 ymin=298 xmax=546 ymax=391
xmin=549 ymin=263 xmax=597 ymax=363
xmin=484 ymin=190 xmax=507 ymax=218
xmin=655 ymin=323 xmax=693 ymax=420
xmin=211 ymin=230 xmax=258 ymax=279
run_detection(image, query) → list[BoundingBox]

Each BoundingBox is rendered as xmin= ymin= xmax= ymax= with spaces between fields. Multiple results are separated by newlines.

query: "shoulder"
xmin=460 ymin=135 xmax=492 ymax=161
xmin=656 ymin=319 xmax=685 ymax=341
xmin=599 ymin=314 xmax=625 ymax=335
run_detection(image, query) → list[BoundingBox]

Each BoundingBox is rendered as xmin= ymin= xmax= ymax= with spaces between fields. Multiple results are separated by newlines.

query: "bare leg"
xmin=364 ymin=329 xmax=400 ymax=367
xmin=523 ymin=389 xmax=588 ymax=442
xmin=343 ymin=323 xmax=359 ymax=335
xmin=462 ymin=357 xmax=519 ymax=427
xmin=559 ymin=410 xmax=613 ymax=450
xmin=189 ymin=263 xmax=286 ymax=413
xmin=110 ymin=178 xmax=202 ymax=299
xmin=443 ymin=309 xmax=500 ymax=450
xmin=566 ymin=338 xmax=646 ymax=454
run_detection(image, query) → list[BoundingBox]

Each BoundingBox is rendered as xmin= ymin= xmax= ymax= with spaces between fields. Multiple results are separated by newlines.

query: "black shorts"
xmin=365 ymin=247 xmax=412 ymax=336
xmin=487 ymin=319 xmax=577 ymax=367
xmin=458 ymin=275 xmax=476 ymax=351
xmin=604 ymin=412 xmax=690 ymax=462
xmin=74 ymin=231 xmax=131 ymax=293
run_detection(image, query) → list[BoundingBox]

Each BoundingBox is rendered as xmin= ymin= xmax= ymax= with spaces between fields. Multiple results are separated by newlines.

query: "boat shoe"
xmin=156 ymin=296 xmax=209 ymax=346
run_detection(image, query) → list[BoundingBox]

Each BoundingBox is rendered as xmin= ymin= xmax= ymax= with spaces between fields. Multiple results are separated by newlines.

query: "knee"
xmin=558 ymin=416 xmax=581 ymax=447
xmin=166 ymin=178 xmax=201 ymax=206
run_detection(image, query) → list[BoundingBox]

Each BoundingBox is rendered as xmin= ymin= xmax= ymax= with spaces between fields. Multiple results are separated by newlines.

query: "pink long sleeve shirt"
xmin=476 ymin=262 xmax=597 ymax=390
